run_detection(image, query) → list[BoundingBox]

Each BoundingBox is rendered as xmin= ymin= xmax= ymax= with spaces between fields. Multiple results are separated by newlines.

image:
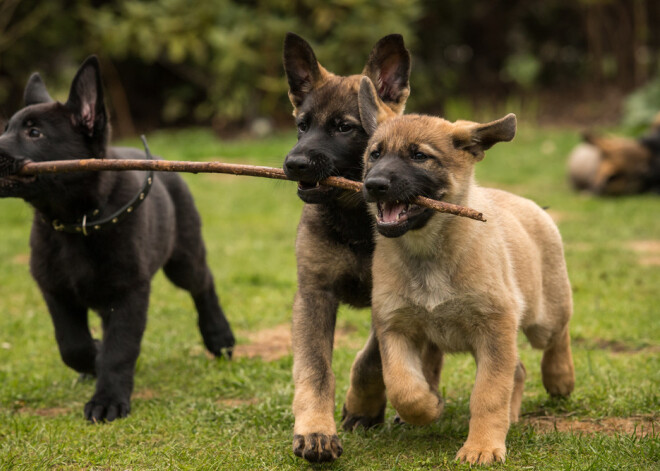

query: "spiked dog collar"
xmin=45 ymin=137 xmax=155 ymax=236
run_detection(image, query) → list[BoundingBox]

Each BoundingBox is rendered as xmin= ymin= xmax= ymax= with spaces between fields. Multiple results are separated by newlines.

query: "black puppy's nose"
xmin=284 ymin=154 xmax=310 ymax=175
xmin=364 ymin=176 xmax=391 ymax=197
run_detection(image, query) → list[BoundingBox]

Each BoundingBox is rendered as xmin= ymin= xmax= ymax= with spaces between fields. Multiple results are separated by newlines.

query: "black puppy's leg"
xmin=164 ymin=259 xmax=235 ymax=357
xmin=42 ymin=290 xmax=97 ymax=375
xmin=85 ymin=287 xmax=149 ymax=423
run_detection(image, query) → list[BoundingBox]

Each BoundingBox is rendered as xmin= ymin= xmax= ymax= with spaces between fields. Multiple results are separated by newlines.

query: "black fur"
xmin=0 ymin=56 xmax=235 ymax=422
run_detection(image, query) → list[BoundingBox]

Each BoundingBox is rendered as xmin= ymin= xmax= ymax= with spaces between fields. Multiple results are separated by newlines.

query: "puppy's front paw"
xmin=391 ymin=390 xmax=443 ymax=426
xmin=455 ymin=441 xmax=506 ymax=465
xmin=84 ymin=395 xmax=130 ymax=423
xmin=341 ymin=403 xmax=385 ymax=431
xmin=293 ymin=433 xmax=343 ymax=462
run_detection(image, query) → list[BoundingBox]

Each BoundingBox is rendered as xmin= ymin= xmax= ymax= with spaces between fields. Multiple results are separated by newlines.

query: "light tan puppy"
xmin=344 ymin=78 xmax=575 ymax=465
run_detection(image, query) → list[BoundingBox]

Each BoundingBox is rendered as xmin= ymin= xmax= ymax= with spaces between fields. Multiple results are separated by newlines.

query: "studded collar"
xmin=45 ymin=139 xmax=155 ymax=236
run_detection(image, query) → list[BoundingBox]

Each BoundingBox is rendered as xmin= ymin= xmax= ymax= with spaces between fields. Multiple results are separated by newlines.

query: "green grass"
xmin=0 ymin=126 xmax=658 ymax=470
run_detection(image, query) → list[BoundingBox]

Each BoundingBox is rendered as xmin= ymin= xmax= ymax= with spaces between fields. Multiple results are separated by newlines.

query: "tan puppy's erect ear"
xmin=452 ymin=113 xmax=517 ymax=161
xmin=362 ymin=34 xmax=411 ymax=115
xmin=283 ymin=33 xmax=329 ymax=108
xmin=358 ymin=77 xmax=398 ymax=136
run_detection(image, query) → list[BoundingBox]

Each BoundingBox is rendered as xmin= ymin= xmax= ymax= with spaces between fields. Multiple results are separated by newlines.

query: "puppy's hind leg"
xmin=342 ymin=330 xmax=387 ymax=431
xmin=509 ymin=360 xmax=526 ymax=423
xmin=163 ymin=257 xmax=235 ymax=358
xmin=541 ymin=326 xmax=574 ymax=397
xmin=43 ymin=291 xmax=97 ymax=376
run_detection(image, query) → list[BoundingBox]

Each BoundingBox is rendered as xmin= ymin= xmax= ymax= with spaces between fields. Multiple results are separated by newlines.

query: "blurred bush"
xmin=0 ymin=0 xmax=658 ymax=134
xmin=622 ymin=75 xmax=660 ymax=133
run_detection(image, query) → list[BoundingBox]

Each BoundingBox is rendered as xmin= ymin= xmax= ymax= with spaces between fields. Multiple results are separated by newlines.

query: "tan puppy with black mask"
xmin=344 ymin=77 xmax=575 ymax=465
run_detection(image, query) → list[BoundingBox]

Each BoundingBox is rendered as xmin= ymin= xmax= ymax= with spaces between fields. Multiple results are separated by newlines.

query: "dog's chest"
xmin=30 ymin=228 xmax=144 ymax=307
xmin=378 ymin=259 xmax=480 ymax=353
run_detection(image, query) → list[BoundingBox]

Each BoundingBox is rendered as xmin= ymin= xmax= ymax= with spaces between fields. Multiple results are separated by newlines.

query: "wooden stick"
xmin=18 ymin=159 xmax=486 ymax=222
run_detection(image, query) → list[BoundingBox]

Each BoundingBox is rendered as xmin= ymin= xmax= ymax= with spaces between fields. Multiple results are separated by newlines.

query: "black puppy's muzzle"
xmin=0 ymin=150 xmax=20 ymax=177
xmin=0 ymin=147 xmax=31 ymax=179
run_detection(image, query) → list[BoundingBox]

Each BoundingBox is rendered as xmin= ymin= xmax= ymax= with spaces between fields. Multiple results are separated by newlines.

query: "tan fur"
xmin=348 ymin=114 xmax=575 ymax=465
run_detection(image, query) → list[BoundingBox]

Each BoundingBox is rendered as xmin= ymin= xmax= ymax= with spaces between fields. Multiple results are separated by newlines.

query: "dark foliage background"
xmin=0 ymin=0 xmax=658 ymax=135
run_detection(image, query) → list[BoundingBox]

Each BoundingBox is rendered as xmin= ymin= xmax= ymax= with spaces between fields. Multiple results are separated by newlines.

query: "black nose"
xmin=364 ymin=176 xmax=391 ymax=197
xmin=284 ymin=154 xmax=310 ymax=175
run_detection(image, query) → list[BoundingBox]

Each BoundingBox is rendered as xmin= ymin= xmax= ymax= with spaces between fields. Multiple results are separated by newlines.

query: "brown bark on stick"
xmin=18 ymin=159 xmax=486 ymax=222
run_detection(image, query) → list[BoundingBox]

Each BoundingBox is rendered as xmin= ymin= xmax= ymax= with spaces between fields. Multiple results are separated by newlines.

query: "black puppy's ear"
xmin=24 ymin=73 xmax=54 ymax=106
xmin=66 ymin=56 xmax=107 ymax=137
xmin=362 ymin=34 xmax=411 ymax=115
xmin=359 ymin=77 xmax=381 ymax=137
xmin=283 ymin=33 xmax=328 ymax=108
xmin=453 ymin=113 xmax=517 ymax=161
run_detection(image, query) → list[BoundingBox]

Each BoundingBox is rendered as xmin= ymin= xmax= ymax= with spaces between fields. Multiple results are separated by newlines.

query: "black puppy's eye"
xmin=412 ymin=151 xmax=429 ymax=161
xmin=297 ymin=122 xmax=308 ymax=133
xmin=28 ymin=128 xmax=42 ymax=138
xmin=338 ymin=123 xmax=353 ymax=133
xmin=370 ymin=150 xmax=380 ymax=160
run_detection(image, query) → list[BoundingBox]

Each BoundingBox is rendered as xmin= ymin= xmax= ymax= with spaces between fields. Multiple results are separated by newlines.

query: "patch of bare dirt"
xmin=573 ymin=337 xmax=660 ymax=354
xmin=524 ymin=415 xmax=658 ymax=438
xmin=233 ymin=324 xmax=359 ymax=361
xmin=133 ymin=389 xmax=158 ymax=400
xmin=216 ymin=398 xmax=259 ymax=408
xmin=11 ymin=253 xmax=29 ymax=265
xmin=627 ymin=240 xmax=660 ymax=266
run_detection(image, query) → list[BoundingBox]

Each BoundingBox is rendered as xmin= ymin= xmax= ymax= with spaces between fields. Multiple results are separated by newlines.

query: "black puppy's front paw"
xmin=293 ymin=433 xmax=343 ymax=462
xmin=202 ymin=330 xmax=235 ymax=360
xmin=84 ymin=395 xmax=130 ymax=423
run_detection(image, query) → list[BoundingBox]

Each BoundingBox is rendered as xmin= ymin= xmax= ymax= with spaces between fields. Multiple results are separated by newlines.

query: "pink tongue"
xmin=381 ymin=203 xmax=406 ymax=223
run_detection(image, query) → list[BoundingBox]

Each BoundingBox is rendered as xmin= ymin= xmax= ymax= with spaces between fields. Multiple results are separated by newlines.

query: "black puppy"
xmin=0 ymin=56 xmax=235 ymax=422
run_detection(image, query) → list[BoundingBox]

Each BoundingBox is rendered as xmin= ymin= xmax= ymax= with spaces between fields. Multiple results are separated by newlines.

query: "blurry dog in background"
xmin=567 ymin=114 xmax=660 ymax=195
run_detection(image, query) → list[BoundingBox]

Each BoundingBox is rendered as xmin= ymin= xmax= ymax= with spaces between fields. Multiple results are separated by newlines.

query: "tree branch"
xmin=18 ymin=158 xmax=486 ymax=222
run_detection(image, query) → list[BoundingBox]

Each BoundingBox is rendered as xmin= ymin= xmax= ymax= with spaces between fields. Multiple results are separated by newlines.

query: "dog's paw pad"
xmin=293 ymin=433 xmax=342 ymax=462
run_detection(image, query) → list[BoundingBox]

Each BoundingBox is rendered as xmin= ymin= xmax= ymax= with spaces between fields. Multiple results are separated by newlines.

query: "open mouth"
xmin=297 ymin=180 xmax=335 ymax=195
xmin=376 ymin=201 xmax=425 ymax=226
xmin=297 ymin=181 xmax=335 ymax=203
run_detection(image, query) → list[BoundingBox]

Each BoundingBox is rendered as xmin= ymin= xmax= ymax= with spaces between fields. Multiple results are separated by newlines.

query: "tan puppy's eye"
xmin=370 ymin=150 xmax=381 ymax=160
